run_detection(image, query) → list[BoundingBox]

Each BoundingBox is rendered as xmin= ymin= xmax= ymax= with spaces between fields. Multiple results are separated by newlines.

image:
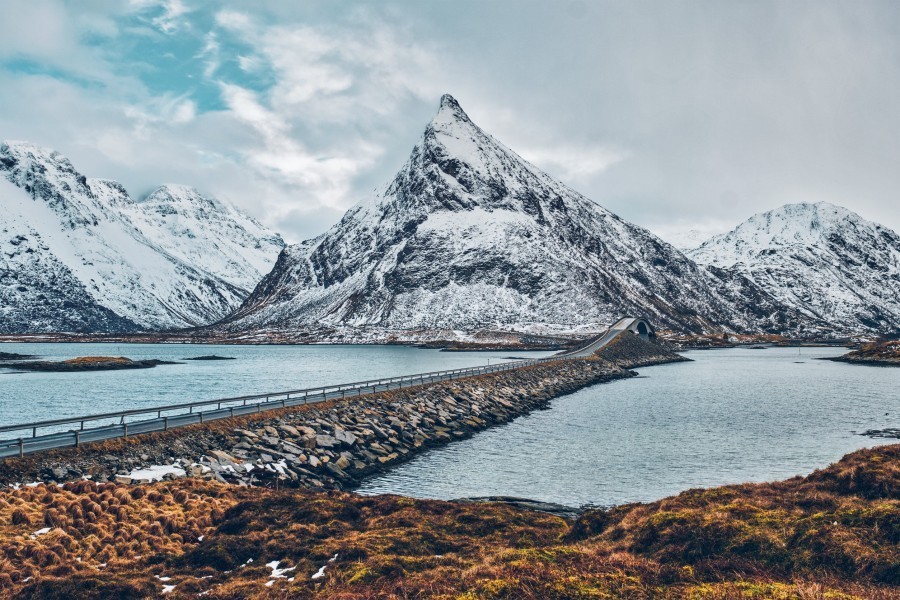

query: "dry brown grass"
xmin=0 ymin=446 xmax=896 ymax=599
xmin=60 ymin=357 xmax=132 ymax=365
xmin=845 ymin=341 xmax=900 ymax=362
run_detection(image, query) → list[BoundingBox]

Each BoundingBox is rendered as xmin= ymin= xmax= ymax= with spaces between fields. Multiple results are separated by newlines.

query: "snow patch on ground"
xmin=128 ymin=464 xmax=186 ymax=482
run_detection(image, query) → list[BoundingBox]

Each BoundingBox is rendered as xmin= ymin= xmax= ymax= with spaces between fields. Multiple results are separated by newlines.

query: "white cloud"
xmin=197 ymin=32 xmax=221 ymax=78
xmin=152 ymin=0 xmax=191 ymax=34
xmin=5 ymin=1 xmax=900 ymax=247
xmin=518 ymin=144 xmax=630 ymax=183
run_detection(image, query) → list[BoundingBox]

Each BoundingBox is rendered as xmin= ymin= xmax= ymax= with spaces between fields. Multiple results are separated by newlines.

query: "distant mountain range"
xmin=687 ymin=202 xmax=900 ymax=334
xmin=3 ymin=97 xmax=899 ymax=339
xmin=0 ymin=141 xmax=284 ymax=333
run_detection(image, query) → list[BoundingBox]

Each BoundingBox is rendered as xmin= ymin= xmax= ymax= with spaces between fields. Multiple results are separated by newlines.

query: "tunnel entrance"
xmin=636 ymin=321 xmax=650 ymax=340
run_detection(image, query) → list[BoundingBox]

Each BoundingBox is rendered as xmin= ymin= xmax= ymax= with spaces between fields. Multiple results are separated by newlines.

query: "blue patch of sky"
xmin=109 ymin=6 xmax=276 ymax=112
xmin=3 ymin=4 xmax=277 ymax=114
xmin=1 ymin=57 xmax=106 ymax=89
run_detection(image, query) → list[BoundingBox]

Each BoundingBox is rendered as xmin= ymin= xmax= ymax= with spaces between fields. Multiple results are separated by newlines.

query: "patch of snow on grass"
xmin=266 ymin=560 xmax=296 ymax=579
xmin=311 ymin=554 xmax=338 ymax=580
xmin=129 ymin=464 xmax=186 ymax=481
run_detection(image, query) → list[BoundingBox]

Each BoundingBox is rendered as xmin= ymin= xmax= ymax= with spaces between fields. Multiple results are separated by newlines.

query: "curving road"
xmin=555 ymin=317 xmax=652 ymax=358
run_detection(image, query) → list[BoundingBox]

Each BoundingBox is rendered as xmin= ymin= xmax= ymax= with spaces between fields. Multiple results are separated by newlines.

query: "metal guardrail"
xmin=0 ymin=318 xmax=643 ymax=460
xmin=0 ymin=355 xmax=567 ymax=459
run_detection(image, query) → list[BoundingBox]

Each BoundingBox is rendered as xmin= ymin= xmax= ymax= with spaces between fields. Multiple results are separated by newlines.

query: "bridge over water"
xmin=0 ymin=317 xmax=654 ymax=459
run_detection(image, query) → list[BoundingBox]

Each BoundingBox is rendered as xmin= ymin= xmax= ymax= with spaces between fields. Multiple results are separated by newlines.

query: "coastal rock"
xmin=334 ymin=429 xmax=358 ymax=446
xmin=315 ymin=434 xmax=340 ymax=449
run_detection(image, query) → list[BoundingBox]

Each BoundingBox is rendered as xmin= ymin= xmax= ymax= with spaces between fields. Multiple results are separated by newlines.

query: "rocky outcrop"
xmin=595 ymin=333 xmax=690 ymax=368
xmin=0 ymin=339 xmax=685 ymax=489
xmin=824 ymin=340 xmax=900 ymax=367
xmin=0 ymin=356 xmax=180 ymax=372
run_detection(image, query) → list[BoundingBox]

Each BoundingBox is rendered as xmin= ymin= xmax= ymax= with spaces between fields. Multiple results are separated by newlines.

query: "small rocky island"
xmin=0 ymin=356 xmax=179 ymax=372
xmin=826 ymin=341 xmax=900 ymax=366
xmin=0 ymin=352 xmax=38 ymax=360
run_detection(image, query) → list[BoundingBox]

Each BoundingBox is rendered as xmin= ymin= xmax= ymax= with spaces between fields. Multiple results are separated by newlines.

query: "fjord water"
xmin=0 ymin=343 xmax=553 ymax=427
xmin=357 ymin=346 xmax=899 ymax=507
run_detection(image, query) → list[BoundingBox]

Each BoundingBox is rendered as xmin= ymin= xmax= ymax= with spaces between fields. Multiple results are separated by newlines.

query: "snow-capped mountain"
xmin=688 ymin=202 xmax=900 ymax=334
xmin=0 ymin=141 xmax=284 ymax=333
xmin=657 ymin=228 xmax=718 ymax=251
xmin=217 ymin=94 xmax=815 ymax=339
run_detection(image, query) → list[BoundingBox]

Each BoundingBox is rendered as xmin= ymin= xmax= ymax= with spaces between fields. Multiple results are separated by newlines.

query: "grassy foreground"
xmin=0 ymin=445 xmax=896 ymax=599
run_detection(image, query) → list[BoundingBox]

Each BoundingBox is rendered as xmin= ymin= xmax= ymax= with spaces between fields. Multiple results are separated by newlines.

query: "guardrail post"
xmin=229 ymin=407 xmax=234 ymax=418
xmin=123 ymin=423 xmax=128 ymax=438
xmin=199 ymin=412 xmax=204 ymax=423
xmin=164 ymin=416 xmax=169 ymax=431
xmin=32 ymin=427 xmax=36 ymax=438
xmin=74 ymin=430 xmax=80 ymax=448
xmin=18 ymin=438 xmax=24 ymax=458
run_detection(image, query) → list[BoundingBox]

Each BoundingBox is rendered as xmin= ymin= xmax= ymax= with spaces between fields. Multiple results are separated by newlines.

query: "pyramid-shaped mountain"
xmin=218 ymin=95 xmax=816 ymax=338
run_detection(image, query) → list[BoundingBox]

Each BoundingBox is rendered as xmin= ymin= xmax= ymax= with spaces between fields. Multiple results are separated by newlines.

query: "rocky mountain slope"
xmin=688 ymin=202 xmax=900 ymax=334
xmin=0 ymin=142 xmax=284 ymax=333
xmin=217 ymin=95 xmax=818 ymax=340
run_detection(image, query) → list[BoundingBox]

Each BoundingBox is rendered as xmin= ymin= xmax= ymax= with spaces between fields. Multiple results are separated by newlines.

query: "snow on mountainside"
xmin=688 ymin=202 xmax=900 ymax=333
xmin=0 ymin=141 xmax=284 ymax=333
xmin=217 ymin=95 xmax=817 ymax=339
xmin=119 ymin=184 xmax=285 ymax=295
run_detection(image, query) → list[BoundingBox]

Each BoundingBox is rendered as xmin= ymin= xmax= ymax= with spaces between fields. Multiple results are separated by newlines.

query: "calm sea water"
xmin=0 ymin=343 xmax=553 ymax=427
xmin=357 ymin=346 xmax=900 ymax=506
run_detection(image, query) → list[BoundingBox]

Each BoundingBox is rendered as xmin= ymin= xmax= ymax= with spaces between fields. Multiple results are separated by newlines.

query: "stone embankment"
xmin=0 ymin=337 xmax=686 ymax=490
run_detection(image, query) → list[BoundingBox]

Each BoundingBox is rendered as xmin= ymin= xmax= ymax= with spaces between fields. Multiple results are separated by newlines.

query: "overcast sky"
xmin=2 ymin=1 xmax=900 ymax=245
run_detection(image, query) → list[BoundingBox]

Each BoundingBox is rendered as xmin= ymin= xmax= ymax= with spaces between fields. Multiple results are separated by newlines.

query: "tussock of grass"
xmin=0 ymin=446 xmax=896 ymax=598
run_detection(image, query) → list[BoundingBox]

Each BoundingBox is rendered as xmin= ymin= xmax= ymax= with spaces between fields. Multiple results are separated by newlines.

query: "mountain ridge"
xmin=0 ymin=140 xmax=285 ymax=333
xmin=688 ymin=201 xmax=900 ymax=334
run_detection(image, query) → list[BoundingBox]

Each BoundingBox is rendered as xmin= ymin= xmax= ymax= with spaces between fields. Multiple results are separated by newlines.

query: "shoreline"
xmin=821 ymin=356 xmax=900 ymax=367
xmin=0 ymin=329 xmax=590 ymax=351
xmin=821 ymin=341 xmax=900 ymax=367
